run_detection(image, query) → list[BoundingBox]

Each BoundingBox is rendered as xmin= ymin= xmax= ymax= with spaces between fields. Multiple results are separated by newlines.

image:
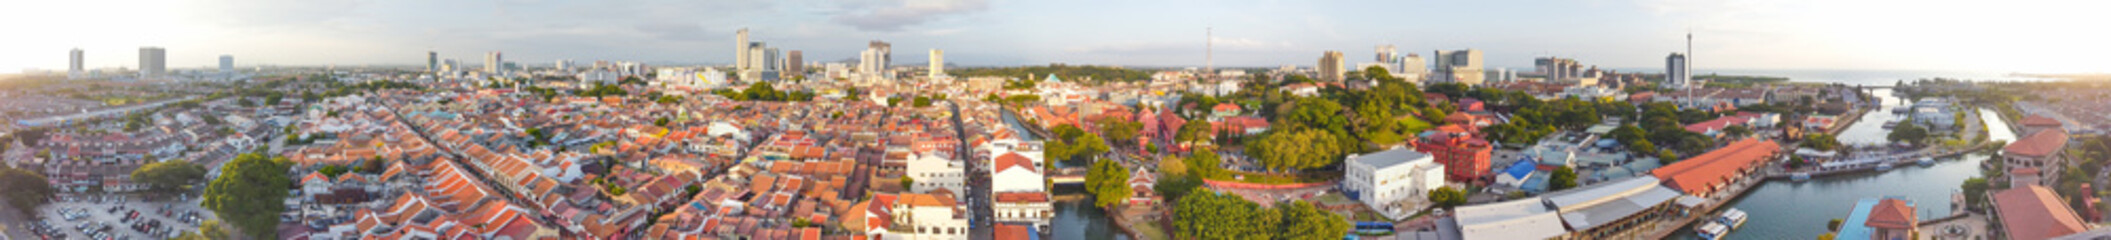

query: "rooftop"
xmin=1349 ymin=148 xmax=1433 ymax=169
xmin=1993 ymin=185 xmax=2090 ymax=240
xmin=2004 ymin=129 xmax=2070 ymax=158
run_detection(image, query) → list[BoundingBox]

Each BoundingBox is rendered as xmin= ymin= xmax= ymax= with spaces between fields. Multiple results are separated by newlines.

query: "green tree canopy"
xmin=1277 ymin=200 xmax=1351 ymax=240
xmin=1085 ymin=159 xmax=1132 ymax=208
xmin=0 ymin=167 xmax=54 ymax=218
xmin=1550 ymin=166 xmax=1579 ymax=191
xmin=132 ymin=160 xmax=209 ymax=197
xmin=1429 ymin=186 xmax=1468 ymax=209
xmin=203 ymin=153 xmax=295 ymax=239
xmin=1250 ymin=128 xmax=1350 ymax=172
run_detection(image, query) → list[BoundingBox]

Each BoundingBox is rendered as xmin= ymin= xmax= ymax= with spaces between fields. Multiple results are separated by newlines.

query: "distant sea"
xmin=1605 ymin=68 xmax=2060 ymax=86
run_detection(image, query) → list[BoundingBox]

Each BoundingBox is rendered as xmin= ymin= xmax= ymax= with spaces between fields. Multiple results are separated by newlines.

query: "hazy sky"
xmin=5 ymin=0 xmax=2107 ymax=74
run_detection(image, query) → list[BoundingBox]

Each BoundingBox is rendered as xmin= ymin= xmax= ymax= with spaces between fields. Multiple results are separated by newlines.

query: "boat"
xmin=1917 ymin=157 xmax=1935 ymax=166
xmin=1876 ymin=162 xmax=1894 ymax=171
xmin=1883 ymin=120 xmax=1899 ymax=129
xmin=1791 ymin=173 xmax=1811 ymax=181
xmin=1716 ymin=208 xmax=1749 ymax=230
xmin=1695 ymin=221 xmax=1730 ymax=240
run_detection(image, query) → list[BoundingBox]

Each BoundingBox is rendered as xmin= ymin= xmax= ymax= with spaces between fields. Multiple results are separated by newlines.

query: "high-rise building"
xmin=785 ymin=50 xmax=804 ymax=79
xmin=1318 ymin=51 xmax=1345 ymax=82
xmin=929 ymin=49 xmax=945 ymax=80
xmin=555 ymin=59 xmax=573 ymax=71
xmin=1397 ymin=54 xmax=1427 ymax=81
xmin=763 ymin=47 xmax=780 ymax=71
xmin=1432 ymin=49 xmax=1485 ymax=85
xmin=219 ymin=55 xmax=233 ymax=73
xmin=735 ymin=28 xmax=751 ymax=71
xmin=485 ymin=51 xmax=504 ymax=74
xmin=442 ymin=59 xmax=458 ymax=72
xmin=68 ymin=48 xmax=83 ymax=79
xmin=861 ymin=41 xmax=891 ymax=75
xmin=138 ymin=47 xmax=166 ymax=78
xmin=427 ymin=51 xmax=438 ymax=72
xmin=1375 ymin=45 xmax=1396 ymax=63
xmin=1667 ymin=53 xmax=1688 ymax=88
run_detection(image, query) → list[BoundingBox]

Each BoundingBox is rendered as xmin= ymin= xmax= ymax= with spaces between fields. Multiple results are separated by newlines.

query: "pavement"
xmin=20 ymin=193 xmax=216 ymax=240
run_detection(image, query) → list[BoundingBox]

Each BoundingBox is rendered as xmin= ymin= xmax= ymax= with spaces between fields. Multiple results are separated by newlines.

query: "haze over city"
xmin=5 ymin=0 xmax=2109 ymax=74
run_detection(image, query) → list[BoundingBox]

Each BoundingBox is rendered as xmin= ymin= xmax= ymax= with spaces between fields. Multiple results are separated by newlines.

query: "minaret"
xmin=1685 ymin=30 xmax=1693 ymax=87
xmin=1206 ymin=27 xmax=1214 ymax=78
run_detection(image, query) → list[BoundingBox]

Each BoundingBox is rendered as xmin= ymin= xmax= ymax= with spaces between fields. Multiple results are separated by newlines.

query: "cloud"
xmin=829 ymin=0 xmax=990 ymax=32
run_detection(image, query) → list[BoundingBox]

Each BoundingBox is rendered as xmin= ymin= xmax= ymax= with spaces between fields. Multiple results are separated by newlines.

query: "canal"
xmin=1698 ymin=88 xmax=2019 ymax=239
xmin=1002 ymin=107 xmax=1126 ymax=240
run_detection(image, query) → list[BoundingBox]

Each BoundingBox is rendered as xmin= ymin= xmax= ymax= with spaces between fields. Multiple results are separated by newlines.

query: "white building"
xmin=1342 ymin=147 xmax=1446 ymax=219
xmin=906 ymin=151 xmax=966 ymax=201
xmin=219 ymin=55 xmax=234 ymax=73
xmin=69 ymin=48 xmax=83 ymax=79
xmin=928 ymin=49 xmax=946 ymax=80
xmin=888 ymin=193 xmax=969 ymax=240
xmin=139 ymin=47 xmax=167 ymax=78
xmin=1452 ymin=197 xmax=1569 ymax=240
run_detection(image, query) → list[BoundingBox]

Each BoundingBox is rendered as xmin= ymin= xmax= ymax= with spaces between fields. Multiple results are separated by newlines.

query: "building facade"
xmin=1341 ymin=148 xmax=1445 ymax=219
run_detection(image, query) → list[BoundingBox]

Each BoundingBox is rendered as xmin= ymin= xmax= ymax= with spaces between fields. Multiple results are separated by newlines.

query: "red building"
xmin=1412 ymin=124 xmax=1492 ymax=183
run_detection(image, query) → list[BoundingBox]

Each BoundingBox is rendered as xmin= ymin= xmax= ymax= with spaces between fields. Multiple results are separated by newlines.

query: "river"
xmin=1690 ymin=88 xmax=2019 ymax=239
xmin=1002 ymin=106 xmax=1127 ymax=240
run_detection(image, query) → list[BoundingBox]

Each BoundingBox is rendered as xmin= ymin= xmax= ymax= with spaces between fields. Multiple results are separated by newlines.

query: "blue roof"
xmin=1502 ymin=158 xmax=1538 ymax=178
xmin=1046 ymin=74 xmax=1062 ymax=83
xmin=1836 ymin=198 xmax=1880 ymax=240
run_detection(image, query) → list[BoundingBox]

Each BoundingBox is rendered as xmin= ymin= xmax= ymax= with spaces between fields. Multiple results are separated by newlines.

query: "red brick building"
xmin=1413 ymin=124 xmax=1492 ymax=183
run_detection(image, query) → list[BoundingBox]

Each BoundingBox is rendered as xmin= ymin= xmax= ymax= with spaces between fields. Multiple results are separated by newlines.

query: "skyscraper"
xmin=485 ymin=51 xmax=503 ymax=74
xmin=427 ymin=51 xmax=439 ymax=72
xmin=1432 ymin=49 xmax=1485 ymax=85
xmin=1667 ymin=53 xmax=1688 ymax=88
xmin=219 ymin=55 xmax=233 ymax=73
xmin=68 ymin=48 xmax=83 ymax=79
xmin=929 ymin=49 xmax=945 ymax=80
xmin=785 ymin=50 xmax=804 ymax=80
xmin=1375 ymin=45 xmax=1396 ymax=63
xmin=1318 ymin=51 xmax=1345 ymax=82
xmin=860 ymin=41 xmax=892 ymax=76
xmin=735 ymin=28 xmax=750 ymax=71
xmin=763 ymin=47 xmax=780 ymax=71
xmin=138 ymin=47 xmax=166 ymax=78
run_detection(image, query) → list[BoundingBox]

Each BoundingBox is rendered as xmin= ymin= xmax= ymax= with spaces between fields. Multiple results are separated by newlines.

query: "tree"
xmin=1804 ymin=133 xmax=1842 ymax=151
xmin=1250 ymin=129 xmax=1349 ymax=172
xmin=203 ymin=153 xmax=295 ymax=239
xmin=1549 ymin=166 xmax=1579 ymax=191
xmin=654 ymin=117 xmax=671 ymax=127
xmin=912 ymin=96 xmax=933 ymax=107
xmin=1889 ymin=122 xmax=1929 ymax=144
xmin=1085 ymin=159 xmax=1131 ymax=208
xmin=362 ymin=157 xmax=386 ymax=174
xmin=1723 ymin=125 xmax=1753 ymax=138
xmin=1175 ymin=189 xmax=1280 ymax=240
xmin=899 ymin=176 xmax=915 ymax=190
xmin=132 ymin=160 xmax=208 ymax=197
xmin=0 ymin=167 xmax=54 ymax=218
xmin=1277 ymin=200 xmax=1351 ymax=240
xmin=1186 ymin=149 xmax=1224 ymax=179
xmin=1428 ymin=186 xmax=1468 ymax=209
xmin=318 ymin=165 xmax=349 ymax=177
xmin=1176 ymin=119 xmax=1213 ymax=146
xmin=1099 ymin=117 xmax=1143 ymax=147
xmin=1961 ymin=177 xmax=1990 ymax=210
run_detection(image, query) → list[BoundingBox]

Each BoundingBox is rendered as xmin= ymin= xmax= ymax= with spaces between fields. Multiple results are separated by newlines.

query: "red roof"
xmin=1683 ymin=116 xmax=1746 ymax=134
xmin=2021 ymin=114 xmax=2063 ymax=127
xmin=2004 ymin=129 xmax=2069 ymax=157
xmin=1651 ymin=138 xmax=1780 ymax=195
xmin=994 ymin=192 xmax=1049 ymax=203
xmin=1865 ymin=198 xmax=1916 ymax=229
xmin=1993 ymin=185 xmax=2089 ymax=240
xmin=993 ymin=152 xmax=1037 ymax=174
xmin=995 ymin=224 xmax=1032 ymax=240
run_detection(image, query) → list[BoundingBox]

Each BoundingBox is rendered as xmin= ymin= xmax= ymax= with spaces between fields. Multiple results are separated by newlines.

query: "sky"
xmin=4 ymin=0 xmax=2108 ymax=74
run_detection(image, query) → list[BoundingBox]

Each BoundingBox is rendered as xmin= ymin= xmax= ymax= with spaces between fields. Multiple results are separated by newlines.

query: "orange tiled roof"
xmin=1651 ymin=138 xmax=1780 ymax=195
xmin=2004 ymin=129 xmax=2069 ymax=157
xmin=1993 ymin=185 xmax=2089 ymax=240
xmin=1865 ymin=198 xmax=1916 ymax=229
